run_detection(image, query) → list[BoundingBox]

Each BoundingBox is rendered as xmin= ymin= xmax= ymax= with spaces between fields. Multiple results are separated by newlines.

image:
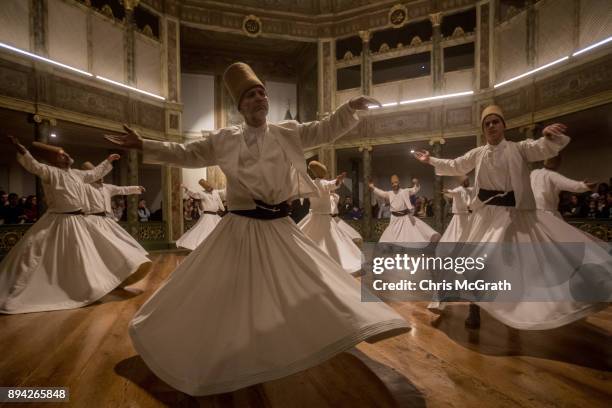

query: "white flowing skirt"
xmin=440 ymin=213 xmax=470 ymax=242
xmin=176 ymin=214 xmax=222 ymax=250
xmin=0 ymin=213 xmax=150 ymax=314
xmin=334 ymin=218 xmax=363 ymax=243
xmin=379 ymin=214 xmax=441 ymax=247
xmin=453 ymin=206 xmax=609 ymax=330
xmin=129 ymin=213 xmax=408 ymax=396
xmin=298 ymin=212 xmax=363 ymax=274
xmin=87 ymin=215 xmax=149 ymax=257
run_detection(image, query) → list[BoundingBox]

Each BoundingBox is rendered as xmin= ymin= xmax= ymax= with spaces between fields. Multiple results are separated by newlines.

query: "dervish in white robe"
xmin=106 ymin=62 xmax=408 ymax=396
xmin=298 ymin=165 xmax=362 ymax=274
xmin=371 ymin=176 xmax=440 ymax=247
xmin=416 ymin=105 xmax=610 ymax=330
xmin=530 ymin=158 xmax=592 ymax=219
xmin=176 ymin=181 xmax=225 ymax=250
xmin=0 ymin=141 xmax=149 ymax=314
xmin=440 ymin=180 xmax=474 ymax=242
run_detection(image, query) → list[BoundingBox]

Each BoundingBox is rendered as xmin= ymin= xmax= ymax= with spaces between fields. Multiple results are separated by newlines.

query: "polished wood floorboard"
xmin=0 ymin=252 xmax=610 ymax=407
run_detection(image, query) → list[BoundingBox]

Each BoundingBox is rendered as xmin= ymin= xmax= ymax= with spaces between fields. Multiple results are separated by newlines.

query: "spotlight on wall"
xmin=50 ymin=133 xmax=57 ymax=138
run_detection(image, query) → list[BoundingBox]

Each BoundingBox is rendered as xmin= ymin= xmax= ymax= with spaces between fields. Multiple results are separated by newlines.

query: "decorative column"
xmin=127 ymin=150 xmax=140 ymax=237
xmin=31 ymin=0 xmax=47 ymax=55
xmin=525 ymin=0 xmax=536 ymax=69
xmin=430 ymin=12 xmax=443 ymax=94
xmin=319 ymin=146 xmax=337 ymax=177
xmin=317 ymin=39 xmax=334 ymax=118
xmin=429 ymin=137 xmax=445 ymax=231
xmin=161 ymin=2 xmax=184 ymax=242
xmin=360 ymin=144 xmax=373 ymax=241
xmin=122 ymin=0 xmax=139 ymax=85
xmin=359 ymin=30 xmax=371 ymax=96
xmin=33 ymin=116 xmax=52 ymax=215
xmin=477 ymin=1 xmax=492 ymax=90
xmin=350 ymin=158 xmax=360 ymax=207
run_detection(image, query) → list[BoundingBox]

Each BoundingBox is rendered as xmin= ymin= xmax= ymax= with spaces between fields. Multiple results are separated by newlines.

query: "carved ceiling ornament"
xmin=451 ymin=26 xmax=465 ymax=38
xmin=410 ymin=35 xmax=422 ymax=46
xmin=242 ymin=15 xmax=262 ymax=37
xmin=388 ymin=4 xmax=408 ymax=28
xmin=101 ymin=4 xmax=114 ymax=18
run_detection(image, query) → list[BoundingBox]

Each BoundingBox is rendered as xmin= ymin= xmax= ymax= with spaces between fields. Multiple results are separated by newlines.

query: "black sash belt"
xmin=90 ymin=212 xmax=106 ymax=217
xmin=230 ymin=200 xmax=289 ymax=220
xmin=56 ymin=210 xmax=84 ymax=215
xmin=202 ymin=211 xmax=218 ymax=215
xmin=331 ymin=214 xmax=338 ymax=217
xmin=478 ymin=189 xmax=516 ymax=207
xmin=391 ymin=209 xmax=412 ymax=217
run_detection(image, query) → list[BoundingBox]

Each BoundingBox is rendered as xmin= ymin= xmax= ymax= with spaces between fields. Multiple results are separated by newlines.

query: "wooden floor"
xmin=1 ymin=252 xmax=611 ymax=408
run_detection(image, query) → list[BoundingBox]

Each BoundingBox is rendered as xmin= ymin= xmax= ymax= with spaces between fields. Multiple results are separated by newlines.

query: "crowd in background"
xmin=560 ymin=183 xmax=612 ymax=219
xmin=0 ymin=189 xmax=162 ymax=224
xmin=3 ymin=181 xmax=612 ymax=226
xmin=0 ymin=191 xmax=38 ymax=224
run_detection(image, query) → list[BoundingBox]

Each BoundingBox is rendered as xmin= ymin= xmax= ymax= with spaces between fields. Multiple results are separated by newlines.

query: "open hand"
xmin=542 ymin=123 xmax=567 ymax=139
xmin=107 ymin=153 xmax=121 ymax=162
xmin=349 ymin=96 xmax=382 ymax=110
xmin=413 ymin=150 xmax=430 ymax=163
xmin=105 ymin=124 xmax=144 ymax=150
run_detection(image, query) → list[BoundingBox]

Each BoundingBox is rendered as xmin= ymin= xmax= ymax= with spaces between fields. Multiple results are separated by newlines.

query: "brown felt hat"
xmin=223 ymin=62 xmax=265 ymax=106
xmin=481 ymin=105 xmax=506 ymax=130
xmin=308 ymin=161 xmax=328 ymax=179
xmin=81 ymin=161 xmax=95 ymax=170
xmin=198 ymin=178 xmax=212 ymax=190
xmin=30 ymin=142 xmax=65 ymax=163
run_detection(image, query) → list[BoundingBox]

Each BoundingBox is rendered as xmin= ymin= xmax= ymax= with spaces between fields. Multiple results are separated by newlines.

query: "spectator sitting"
xmin=563 ymin=194 xmax=584 ymax=218
xmin=586 ymin=199 xmax=598 ymax=219
xmin=23 ymin=195 xmax=38 ymax=223
xmin=1 ymin=193 xmax=26 ymax=224
xmin=138 ymin=199 xmax=151 ymax=222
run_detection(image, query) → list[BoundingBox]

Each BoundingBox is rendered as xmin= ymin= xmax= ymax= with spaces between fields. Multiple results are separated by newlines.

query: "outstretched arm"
xmin=369 ymin=182 xmax=388 ymax=201
xmin=299 ymin=96 xmax=380 ymax=149
xmin=106 ymin=125 xmax=217 ymax=168
xmin=8 ymin=135 xmax=52 ymax=182
xmin=74 ymin=154 xmax=119 ymax=183
xmin=106 ymin=184 xmax=145 ymax=196
xmin=414 ymin=148 xmax=478 ymax=176
xmin=549 ymin=172 xmax=593 ymax=193
xmin=518 ymin=124 xmax=570 ymax=162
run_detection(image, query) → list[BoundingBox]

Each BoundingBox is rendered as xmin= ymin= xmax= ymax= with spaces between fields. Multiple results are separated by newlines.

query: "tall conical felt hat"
xmin=481 ymin=105 xmax=506 ymax=129
xmin=390 ymin=174 xmax=400 ymax=184
xmin=30 ymin=141 xmax=64 ymax=163
xmin=223 ymin=62 xmax=265 ymax=106
xmin=198 ymin=178 xmax=212 ymax=190
xmin=308 ymin=160 xmax=328 ymax=179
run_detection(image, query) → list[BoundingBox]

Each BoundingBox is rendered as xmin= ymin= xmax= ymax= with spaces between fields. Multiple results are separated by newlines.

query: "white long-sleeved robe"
xmin=430 ymin=135 xmax=609 ymax=330
xmin=298 ymin=179 xmax=362 ymax=274
xmin=372 ymin=184 xmax=440 ymax=245
xmin=441 ymin=186 xmax=474 ymax=242
xmin=0 ymin=152 xmax=148 ymax=314
xmin=176 ymin=188 xmax=225 ymax=250
xmin=129 ymin=102 xmax=409 ymax=396
xmin=530 ymin=168 xmax=590 ymax=217
xmin=83 ymin=182 xmax=149 ymax=258
xmin=331 ymin=192 xmax=363 ymax=242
